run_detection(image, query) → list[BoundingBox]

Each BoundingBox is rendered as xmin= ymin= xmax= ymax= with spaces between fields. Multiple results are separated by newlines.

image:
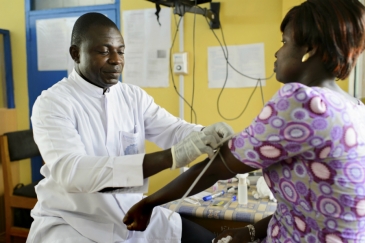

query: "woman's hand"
xmin=213 ymin=227 xmax=251 ymax=243
xmin=123 ymin=198 xmax=154 ymax=231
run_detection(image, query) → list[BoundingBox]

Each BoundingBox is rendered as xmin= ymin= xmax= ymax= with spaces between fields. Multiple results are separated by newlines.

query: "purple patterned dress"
xmin=229 ymin=83 xmax=365 ymax=243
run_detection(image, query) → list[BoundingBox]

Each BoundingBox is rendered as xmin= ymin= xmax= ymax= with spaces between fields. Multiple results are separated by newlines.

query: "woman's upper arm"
xmin=216 ymin=141 xmax=257 ymax=176
xmin=222 ymin=83 xmax=317 ymax=171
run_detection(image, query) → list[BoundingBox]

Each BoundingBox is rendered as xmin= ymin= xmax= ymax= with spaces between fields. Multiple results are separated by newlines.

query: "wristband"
xmin=171 ymin=146 xmax=177 ymax=170
xmin=246 ymin=224 xmax=256 ymax=242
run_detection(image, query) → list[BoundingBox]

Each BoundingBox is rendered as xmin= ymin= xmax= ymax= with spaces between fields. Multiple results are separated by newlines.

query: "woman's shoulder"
xmin=275 ymin=82 xmax=321 ymax=99
xmin=268 ymin=83 xmax=336 ymax=117
xmin=270 ymin=83 xmax=325 ymax=106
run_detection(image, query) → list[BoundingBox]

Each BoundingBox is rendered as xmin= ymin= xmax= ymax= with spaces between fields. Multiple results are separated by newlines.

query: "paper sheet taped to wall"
xmin=122 ymin=8 xmax=171 ymax=87
xmin=208 ymin=43 xmax=266 ymax=88
xmin=36 ymin=17 xmax=77 ymax=71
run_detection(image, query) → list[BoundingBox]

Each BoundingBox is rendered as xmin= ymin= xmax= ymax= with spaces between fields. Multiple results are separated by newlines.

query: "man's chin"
xmin=110 ymin=79 xmax=120 ymax=84
xmin=104 ymin=79 xmax=120 ymax=86
xmin=103 ymin=72 xmax=121 ymax=84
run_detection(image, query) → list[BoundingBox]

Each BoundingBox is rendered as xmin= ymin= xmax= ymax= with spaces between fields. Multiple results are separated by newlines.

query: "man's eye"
xmin=118 ymin=51 xmax=124 ymax=55
xmin=99 ymin=51 xmax=109 ymax=55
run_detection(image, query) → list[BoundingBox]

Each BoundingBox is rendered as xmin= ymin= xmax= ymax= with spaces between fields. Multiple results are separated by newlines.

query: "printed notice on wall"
xmin=36 ymin=17 xmax=78 ymax=71
xmin=122 ymin=8 xmax=171 ymax=87
xmin=208 ymin=43 xmax=266 ymax=88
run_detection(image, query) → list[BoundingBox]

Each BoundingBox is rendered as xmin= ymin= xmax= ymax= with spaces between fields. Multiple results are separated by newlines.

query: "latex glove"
xmin=213 ymin=236 xmax=232 ymax=243
xmin=212 ymin=228 xmax=252 ymax=243
xmin=203 ymin=122 xmax=234 ymax=147
xmin=171 ymin=131 xmax=218 ymax=169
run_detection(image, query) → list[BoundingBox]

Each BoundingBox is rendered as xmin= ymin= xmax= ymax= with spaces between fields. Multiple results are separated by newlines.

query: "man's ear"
xmin=69 ymin=45 xmax=80 ymax=63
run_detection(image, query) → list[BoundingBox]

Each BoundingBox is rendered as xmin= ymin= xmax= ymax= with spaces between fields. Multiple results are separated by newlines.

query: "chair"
xmin=0 ymin=129 xmax=40 ymax=242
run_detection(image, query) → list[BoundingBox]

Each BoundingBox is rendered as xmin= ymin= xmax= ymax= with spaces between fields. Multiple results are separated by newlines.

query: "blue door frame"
xmin=0 ymin=29 xmax=15 ymax=109
xmin=25 ymin=0 xmax=121 ymax=182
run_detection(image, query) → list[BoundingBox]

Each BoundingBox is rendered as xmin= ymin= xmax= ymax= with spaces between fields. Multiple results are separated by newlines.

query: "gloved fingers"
xmin=204 ymin=122 xmax=234 ymax=141
xmin=193 ymin=143 xmax=215 ymax=158
xmin=190 ymin=132 xmax=219 ymax=151
xmin=201 ymin=134 xmax=219 ymax=149
xmin=203 ymin=128 xmax=221 ymax=142
xmin=203 ymin=124 xmax=218 ymax=138
xmin=215 ymin=122 xmax=234 ymax=138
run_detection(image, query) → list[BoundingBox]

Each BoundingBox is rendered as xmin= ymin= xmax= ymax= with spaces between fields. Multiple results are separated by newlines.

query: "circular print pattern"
xmin=294 ymin=91 xmax=308 ymax=102
xmin=325 ymin=92 xmax=345 ymax=110
xmin=317 ymin=196 xmax=343 ymax=217
xmin=344 ymin=162 xmax=365 ymax=184
xmin=281 ymin=122 xmax=313 ymax=143
xmin=276 ymin=99 xmax=290 ymax=111
xmin=270 ymin=116 xmax=286 ymax=129
xmin=258 ymin=103 xmax=277 ymax=123
xmin=309 ymin=96 xmax=327 ymax=115
xmin=233 ymin=136 xmax=245 ymax=148
xmin=279 ymin=179 xmax=299 ymax=203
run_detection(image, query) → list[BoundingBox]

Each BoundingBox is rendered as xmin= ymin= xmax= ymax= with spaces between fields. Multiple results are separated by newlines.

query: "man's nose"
xmin=108 ymin=52 xmax=123 ymax=64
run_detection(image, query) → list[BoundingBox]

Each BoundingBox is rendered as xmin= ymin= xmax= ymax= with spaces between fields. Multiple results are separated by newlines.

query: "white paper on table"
xmin=122 ymin=8 xmax=171 ymax=87
xmin=208 ymin=43 xmax=266 ymax=88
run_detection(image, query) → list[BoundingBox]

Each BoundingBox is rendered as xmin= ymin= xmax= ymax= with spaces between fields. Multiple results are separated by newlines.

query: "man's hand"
xmin=171 ymin=131 xmax=218 ymax=169
xmin=203 ymin=122 xmax=234 ymax=146
xmin=123 ymin=198 xmax=154 ymax=231
xmin=171 ymin=122 xmax=234 ymax=170
xmin=212 ymin=227 xmax=251 ymax=243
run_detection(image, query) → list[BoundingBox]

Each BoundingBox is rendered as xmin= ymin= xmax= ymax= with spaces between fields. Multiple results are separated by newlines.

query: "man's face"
xmin=77 ymin=25 xmax=125 ymax=89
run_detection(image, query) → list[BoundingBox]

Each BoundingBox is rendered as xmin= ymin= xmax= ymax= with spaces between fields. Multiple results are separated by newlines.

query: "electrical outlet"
xmin=173 ymin=52 xmax=188 ymax=75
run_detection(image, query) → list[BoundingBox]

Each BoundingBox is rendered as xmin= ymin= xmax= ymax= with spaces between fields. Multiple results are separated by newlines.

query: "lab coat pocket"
xmin=62 ymin=215 xmax=115 ymax=243
xmin=119 ymin=131 xmax=139 ymax=155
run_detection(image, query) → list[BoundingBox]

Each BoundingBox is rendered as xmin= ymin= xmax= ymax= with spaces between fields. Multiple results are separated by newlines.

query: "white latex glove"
xmin=171 ymin=131 xmax=218 ymax=169
xmin=202 ymin=122 xmax=234 ymax=148
xmin=213 ymin=235 xmax=232 ymax=243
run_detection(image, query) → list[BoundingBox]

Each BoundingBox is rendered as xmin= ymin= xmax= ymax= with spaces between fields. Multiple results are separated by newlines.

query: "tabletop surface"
xmin=162 ymin=181 xmax=277 ymax=224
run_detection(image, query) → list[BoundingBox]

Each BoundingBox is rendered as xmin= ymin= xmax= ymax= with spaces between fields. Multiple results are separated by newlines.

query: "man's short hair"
xmin=71 ymin=12 xmax=119 ymax=46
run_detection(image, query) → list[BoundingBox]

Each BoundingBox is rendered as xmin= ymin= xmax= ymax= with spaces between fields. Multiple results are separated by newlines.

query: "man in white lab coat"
xmin=26 ymin=12 xmax=233 ymax=243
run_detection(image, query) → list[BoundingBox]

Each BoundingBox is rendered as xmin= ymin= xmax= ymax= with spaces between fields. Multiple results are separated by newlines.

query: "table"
xmin=162 ymin=181 xmax=277 ymax=235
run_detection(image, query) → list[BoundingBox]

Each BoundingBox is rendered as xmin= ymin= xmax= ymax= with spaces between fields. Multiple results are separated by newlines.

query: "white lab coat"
xmin=27 ymin=70 xmax=203 ymax=243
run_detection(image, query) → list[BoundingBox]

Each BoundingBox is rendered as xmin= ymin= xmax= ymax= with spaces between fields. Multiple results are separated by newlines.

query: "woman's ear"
xmin=69 ymin=45 xmax=80 ymax=63
xmin=302 ymin=46 xmax=318 ymax=62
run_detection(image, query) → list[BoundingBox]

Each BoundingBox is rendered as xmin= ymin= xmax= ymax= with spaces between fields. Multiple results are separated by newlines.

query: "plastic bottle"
xmin=236 ymin=173 xmax=248 ymax=205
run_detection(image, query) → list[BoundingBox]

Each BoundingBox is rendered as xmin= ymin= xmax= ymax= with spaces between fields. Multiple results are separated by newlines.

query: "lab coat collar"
xmin=69 ymin=69 xmax=111 ymax=98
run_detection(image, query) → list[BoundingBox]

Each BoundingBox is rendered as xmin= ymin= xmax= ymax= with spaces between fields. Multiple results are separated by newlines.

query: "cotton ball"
xmin=252 ymin=176 xmax=277 ymax=202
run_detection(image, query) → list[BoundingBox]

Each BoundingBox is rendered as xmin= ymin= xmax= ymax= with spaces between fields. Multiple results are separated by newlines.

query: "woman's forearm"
xmin=123 ymin=143 xmax=259 ymax=231
xmin=144 ymin=142 xmax=256 ymax=207
xmin=145 ymin=158 xmax=222 ymax=207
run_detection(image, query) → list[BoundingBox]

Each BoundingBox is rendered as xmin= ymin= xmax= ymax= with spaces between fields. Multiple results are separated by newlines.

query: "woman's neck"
xmin=319 ymin=80 xmax=359 ymax=105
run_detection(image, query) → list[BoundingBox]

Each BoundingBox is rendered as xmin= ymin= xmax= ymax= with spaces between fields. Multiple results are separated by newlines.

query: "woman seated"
xmin=123 ymin=0 xmax=365 ymax=242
